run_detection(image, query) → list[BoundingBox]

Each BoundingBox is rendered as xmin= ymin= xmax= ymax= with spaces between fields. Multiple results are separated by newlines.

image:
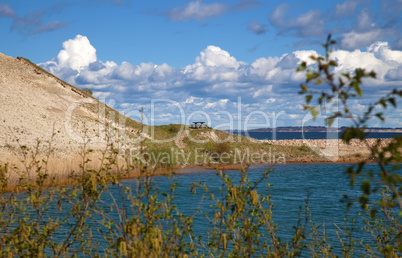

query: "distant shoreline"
xmin=174 ymin=138 xmax=392 ymax=172
xmin=0 ymin=137 xmax=393 ymax=192
xmin=230 ymin=126 xmax=402 ymax=133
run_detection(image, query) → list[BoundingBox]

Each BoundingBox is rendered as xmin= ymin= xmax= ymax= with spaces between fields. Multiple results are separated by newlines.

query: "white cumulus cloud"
xmin=57 ymin=35 xmax=97 ymax=71
xmin=341 ymin=30 xmax=387 ymax=50
xmin=39 ymin=35 xmax=99 ymax=83
xmin=39 ymin=35 xmax=402 ymax=128
xmin=184 ymin=45 xmax=242 ymax=81
xmin=333 ymin=41 xmax=402 ymax=80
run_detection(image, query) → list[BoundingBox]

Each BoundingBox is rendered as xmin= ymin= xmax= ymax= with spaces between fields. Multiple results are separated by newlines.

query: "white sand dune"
xmin=0 ymin=52 xmax=141 ymax=175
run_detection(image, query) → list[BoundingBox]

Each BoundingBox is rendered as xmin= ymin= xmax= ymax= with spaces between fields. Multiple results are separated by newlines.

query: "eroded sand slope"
xmin=0 ymin=52 xmax=140 ymax=164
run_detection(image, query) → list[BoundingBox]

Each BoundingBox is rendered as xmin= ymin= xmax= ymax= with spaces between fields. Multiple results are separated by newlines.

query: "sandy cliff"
xmin=0 ymin=52 xmax=140 ymax=168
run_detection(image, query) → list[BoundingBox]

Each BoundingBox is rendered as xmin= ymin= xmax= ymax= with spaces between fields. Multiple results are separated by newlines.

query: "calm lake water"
xmin=236 ymin=131 xmax=402 ymax=140
xmin=15 ymin=163 xmax=400 ymax=255
xmin=112 ymin=163 xmax=395 ymax=255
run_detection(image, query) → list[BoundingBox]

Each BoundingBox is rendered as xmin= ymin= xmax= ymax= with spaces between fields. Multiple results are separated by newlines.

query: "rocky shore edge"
xmin=259 ymin=138 xmax=393 ymax=163
xmin=260 ymin=138 xmax=392 ymax=147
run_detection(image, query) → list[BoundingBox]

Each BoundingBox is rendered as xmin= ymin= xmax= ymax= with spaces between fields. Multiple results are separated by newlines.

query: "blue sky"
xmin=1 ymin=0 xmax=402 ymax=129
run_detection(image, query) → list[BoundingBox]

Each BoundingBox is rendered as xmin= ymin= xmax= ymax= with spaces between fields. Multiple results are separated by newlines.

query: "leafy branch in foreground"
xmin=298 ymin=34 xmax=402 ymax=255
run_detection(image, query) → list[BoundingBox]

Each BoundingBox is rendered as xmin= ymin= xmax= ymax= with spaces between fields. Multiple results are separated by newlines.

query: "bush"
xmin=167 ymin=124 xmax=180 ymax=134
xmin=298 ymin=144 xmax=310 ymax=152
xmin=215 ymin=142 xmax=232 ymax=155
xmin=82 ymin=88 xmax=93 ymax=96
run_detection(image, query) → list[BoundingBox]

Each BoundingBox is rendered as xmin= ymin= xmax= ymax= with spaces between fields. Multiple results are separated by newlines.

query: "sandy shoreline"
xmin=172 ymin=137 xmax=396 ymax=173
xmin=0 ymin=137 xmax=393 ymax=192
xmin=0 ymin=138 xmax=390 ymax=171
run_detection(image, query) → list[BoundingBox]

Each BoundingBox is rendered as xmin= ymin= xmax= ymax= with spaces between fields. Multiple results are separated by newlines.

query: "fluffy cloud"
xmin=355 ymin=8 xmax=374 ymax=32
xmin=270 ymin=1 xmax=401 ymax=51
xmin=247 ymin=21 xmax=265 ymax=35
xmin=338 ymin=7 xmax=395 ymax=50
xmin=292 ymin=10 xmax=324 ymax=37
xmin=76 ymin=61 xmax=117 ymax=85
xmin=380 ymin=0 xmax=402 ymax=24
xmin=250 ymin=57 xmax=280 ymax=79
xmin=385 ymin=67 xmax=402 ymax=81
xmin=269 ymin=3 xmax=289 ymax=29
xmin=253 ymin=85 xmax=272 ymax=98
xmin=40 ymin=35 xmax=101 ymax=84
xmin=31 ymin=20 xmax=66 ymax=35
xmin=0 ymin=3 xmax=15 ymax=17
xmin=335 ymin=0 xmax=370 ymax=17
xmin=113 ymin=62 xmax=156 ymax=82
xmin=269 ymin=5 xmax=324 ymax=37
xmin=6 ymin=5 xmax=67 ymax=35
xmin=39 ymin=35 xmax=402 ymax=128
xmin=167 ymin=0 xmax=228 ymax=21
xmin=340 ymin=29 xmax=392 ymax=51
xmin=249 ymin=50 xmax=317 ymax=82
xmin=166 ymin=0 xmax=260 ymax=22
xmin=58 ymin=35 xmax=97 ymax=71
xmin=232 ymin=0 xmax=261 ymax=10
xmin=368 ymin=42 xmax=402 ymax=62
xmin=194 ymin=45 xmax=240 ymax=68
xmin=184 ymin=46 xmax=242 ymax=81
xmin=332 ymin=49 xmax=389 ymax=79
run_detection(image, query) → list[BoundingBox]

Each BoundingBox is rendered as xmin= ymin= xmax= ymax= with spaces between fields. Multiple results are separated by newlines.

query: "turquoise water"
xmin=153 ymin=164 xmax=360 ymax=243
xmin=9 ymin=163 xmax=400 ymax=255
xmin=116 ymin=163 xmax=393 ymax=255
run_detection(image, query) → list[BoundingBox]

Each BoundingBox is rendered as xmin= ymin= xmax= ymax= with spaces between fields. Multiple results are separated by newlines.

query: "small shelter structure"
xmin=190 ymin=122 xmax=206 ymax=129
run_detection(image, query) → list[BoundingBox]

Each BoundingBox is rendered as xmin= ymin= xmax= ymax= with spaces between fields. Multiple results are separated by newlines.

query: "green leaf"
xmin=388 ymin=97 xmax=396 ymax=107
xmin=369 ymin=209 xmax=377 ymax=219
xmin=379 ymin=99 xmax=387 ymax=107
xmin=341 ymin=129 xmax=353 ymax=144
xmin=305 ymin=95 xmax=312 ymax=104
xmin=361 ymin=180 xmax=371 ymax=195
xmin=375 ymin=113 xmax=385 ymax=122
xmin=356 ymin=162 xmax=365 ymax=174
xmin=306 ymin=73 xmax=314 ymax=82
xmin=314 ymin=79 xmax=322 ymax=85
xmin=310 ymin=107 xmax=319 ymax=119
xmin=355 ymin=86 xmax=362 ymax=97
xmin=328 ymin=60 xmax=338 ymax=67
xmin=296 ymin=62 xmax=307 ymax=71
xmin=321 ymin=64 xmax=329 ymax=72
xmin=359 ymin=195 xmax=368 ymax=208
xmin=301 ymin=84 xmax=308 ymax=91
xmin=325 ymin=116 xmax=336 ymax=127
xmin=342 ymin=73 xmax=351 ymax=80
